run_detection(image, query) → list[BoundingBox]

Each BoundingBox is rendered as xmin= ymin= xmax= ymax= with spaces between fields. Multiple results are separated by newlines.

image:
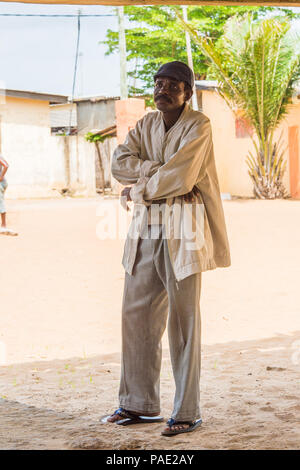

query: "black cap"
xmin=154 ymin=61 xmax=194 ymax=89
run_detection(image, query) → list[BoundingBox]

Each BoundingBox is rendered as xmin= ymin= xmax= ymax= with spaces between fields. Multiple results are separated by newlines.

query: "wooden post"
xmin=63 ymin=136 xmax=71 ymax=190
xmin=95 ymin=141 xmax=106 ymax=195
xmin=117 ymin=6 xmax=128 ymax=100
xmin=182 ymin=5 xmax=198 ymax=111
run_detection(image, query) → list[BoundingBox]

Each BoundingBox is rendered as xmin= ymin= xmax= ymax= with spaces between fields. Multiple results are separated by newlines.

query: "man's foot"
xmin=101 ymin=407 xmax=163 ymax=426
xmin=162 ymin=422 xmax=190 ymax=432
xmin=161 ymin=418 xmax=202 ymax=436
xmin=106 ymin=408 xmax=159 ymax=422
xmin=106 ymin=408 xmax=134 ymax=423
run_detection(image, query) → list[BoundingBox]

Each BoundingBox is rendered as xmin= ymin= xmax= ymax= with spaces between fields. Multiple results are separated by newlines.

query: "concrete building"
xmin=196 ymin=81 xmax=300 ymax=199
xmin=73 ymin=96 xmax=146 ymax=194
xmin=0 ymin=89 xmax=96 ymax=198
xmin=0 ymin=90 xmax=147 ymax=199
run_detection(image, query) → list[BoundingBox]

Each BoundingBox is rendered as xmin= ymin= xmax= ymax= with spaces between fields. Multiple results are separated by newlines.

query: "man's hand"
xmin=120 ymin=186 xmax=132 ymax=211
xmin=182 ymin=186 xmax=200 ymax=203
xmin=120 ymin=185 xmax=200 ymax=210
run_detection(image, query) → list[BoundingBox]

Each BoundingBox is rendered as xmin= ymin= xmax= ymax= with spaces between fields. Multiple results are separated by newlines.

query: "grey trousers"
xmin=119 ymin=224 xmax=202 ymax=421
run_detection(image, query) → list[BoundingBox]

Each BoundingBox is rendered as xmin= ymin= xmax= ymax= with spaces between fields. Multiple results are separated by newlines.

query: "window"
xmin=235 ymin=116 xmax=253 ymax=138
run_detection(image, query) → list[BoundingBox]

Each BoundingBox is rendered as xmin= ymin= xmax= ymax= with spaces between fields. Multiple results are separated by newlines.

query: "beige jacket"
xmin=111 ymin=103 xmax=231 ymax=281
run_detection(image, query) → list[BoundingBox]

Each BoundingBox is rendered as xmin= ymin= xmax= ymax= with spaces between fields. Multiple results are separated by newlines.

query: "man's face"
xmin=153 ymin=76 xmax=191 ymax=112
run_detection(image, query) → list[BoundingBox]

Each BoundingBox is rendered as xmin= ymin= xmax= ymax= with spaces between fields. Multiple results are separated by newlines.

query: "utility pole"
xmin=117 ymin=6 xmax=128 ymax=100
xmin=78 ymin=52 xmax=84 ymax=97
xmin=182 ymin=6 xmax=198 ymax=111
xmin=68 ymin=9 xmax=81 ymax=135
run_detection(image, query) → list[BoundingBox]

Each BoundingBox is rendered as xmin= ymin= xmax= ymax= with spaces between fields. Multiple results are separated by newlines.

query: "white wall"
xmin=0 ymin=97 xmax=96 ymax=198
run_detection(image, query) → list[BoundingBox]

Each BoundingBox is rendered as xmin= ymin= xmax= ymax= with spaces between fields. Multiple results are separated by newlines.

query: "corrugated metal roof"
xmin=195 ymin=80 xmax=219 ymax=91
xmin=50 ymin=103 xmax=77 ymax=127
xmin=73 ymin=95 xmax=120 ymax=103
xmin=196 ymin=80 xmax=300 ymax=96
xmin=88 ymin=125 xmax=117 ymax=137
xmin=0 ymin=88 xmax=68 ymax=103
xmin=0 ymin=1 xmax=297 ymax=6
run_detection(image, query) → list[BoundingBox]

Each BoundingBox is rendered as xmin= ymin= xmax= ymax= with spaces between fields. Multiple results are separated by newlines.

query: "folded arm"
xmin=130 ymin=118 xmax=212 ymax=205
xmin=111 ymin=119 xmax=162 ymax=185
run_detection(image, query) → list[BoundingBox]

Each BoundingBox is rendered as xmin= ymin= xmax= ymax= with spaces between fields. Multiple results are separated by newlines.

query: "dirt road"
xmin=0 ymin=197 xmax=299 ymax=449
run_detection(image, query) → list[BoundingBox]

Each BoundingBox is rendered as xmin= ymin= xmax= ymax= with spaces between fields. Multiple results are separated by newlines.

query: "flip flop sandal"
xmin=161 ymin=417 xmax=202 ymax=436
xmin=101 ymin=407 xmax=164 ymax=426
xmin=0 ymin=228 xmax=18 ymax=236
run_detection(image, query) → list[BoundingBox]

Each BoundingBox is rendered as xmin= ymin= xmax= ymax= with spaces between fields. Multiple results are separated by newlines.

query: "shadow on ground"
xmin=0 ymin=332 xmax=299 ymax=450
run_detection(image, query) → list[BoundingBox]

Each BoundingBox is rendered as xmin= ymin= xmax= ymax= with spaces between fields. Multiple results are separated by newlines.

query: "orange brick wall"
xmin=288 ymin=126 xmax=300 ymax=199
xmin=115 ymin=98 xmax=146 ymax=145
xmin=112 ymin=98 xmax=146 ymax=195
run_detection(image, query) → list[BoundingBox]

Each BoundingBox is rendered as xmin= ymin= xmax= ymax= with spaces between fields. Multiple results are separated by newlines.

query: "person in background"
xmin=0 ymin=155 xmax=18 ymax=236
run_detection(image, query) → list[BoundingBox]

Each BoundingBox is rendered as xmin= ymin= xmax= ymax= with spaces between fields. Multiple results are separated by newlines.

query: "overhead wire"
xmin=1 ymin=10 xmax=118 ymax=134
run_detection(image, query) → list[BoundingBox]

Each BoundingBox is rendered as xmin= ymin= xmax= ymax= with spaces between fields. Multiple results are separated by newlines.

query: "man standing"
xmin=102 ymin=61 xmax=231 ymax=436
xmin=0 ymin=155 xmax=17 ymax=236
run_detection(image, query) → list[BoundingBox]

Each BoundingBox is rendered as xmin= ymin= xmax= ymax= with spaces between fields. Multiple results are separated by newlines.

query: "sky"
xmin=0 ymin=3 xmax=299 ymax=99
xmin=0 ymin=2 xmax=121 ymax=97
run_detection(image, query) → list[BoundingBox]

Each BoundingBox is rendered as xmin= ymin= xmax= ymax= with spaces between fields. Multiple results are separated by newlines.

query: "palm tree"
xmin=179 ymin=13 xmax=300 ymax=199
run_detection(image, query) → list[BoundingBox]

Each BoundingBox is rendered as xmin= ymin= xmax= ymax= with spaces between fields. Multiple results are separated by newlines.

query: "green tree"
xmin=180 ymin=13 xmax=300 ymax=199
xmin=101 ymin=5 xmax=298 ymax=97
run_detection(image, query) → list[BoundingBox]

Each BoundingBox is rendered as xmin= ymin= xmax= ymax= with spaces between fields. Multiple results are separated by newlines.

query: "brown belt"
xmin=150 ymin=198 xmax=167 ymax=204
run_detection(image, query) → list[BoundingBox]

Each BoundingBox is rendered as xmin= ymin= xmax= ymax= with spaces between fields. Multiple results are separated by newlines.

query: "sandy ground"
xmin=0 ymin=196 xmax=299 ymax=450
